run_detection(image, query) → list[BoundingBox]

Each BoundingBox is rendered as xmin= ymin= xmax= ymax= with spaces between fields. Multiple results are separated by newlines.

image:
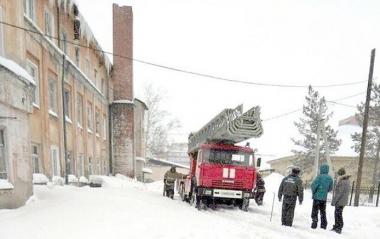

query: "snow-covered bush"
xmin=68 ymin=175 xmax=79 ymax=183
xmin=52 ymin=176 xmax=64 ymax=186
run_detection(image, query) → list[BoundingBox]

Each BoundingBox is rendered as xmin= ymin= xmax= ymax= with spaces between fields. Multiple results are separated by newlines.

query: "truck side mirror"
xmin=257 ymin=158 xmax=261 ymax=167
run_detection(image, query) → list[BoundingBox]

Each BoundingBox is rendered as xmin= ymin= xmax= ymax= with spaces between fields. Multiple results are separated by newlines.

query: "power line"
xmin=326 ymin=101 xmax=357 ymax=109
xmin=0 ymin=20 xmax=368 ymax=88
xmin=263 ymin=91 xmax=365 ymax=122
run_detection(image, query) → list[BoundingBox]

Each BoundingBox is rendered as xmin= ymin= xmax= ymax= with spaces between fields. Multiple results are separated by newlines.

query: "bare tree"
xmin=144 ymin=84 xmax=181 ymax=158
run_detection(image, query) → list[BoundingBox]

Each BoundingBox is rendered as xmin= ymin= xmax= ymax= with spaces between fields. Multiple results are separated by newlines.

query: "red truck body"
xmin=179 ymin=142 xmax=260 ymax=210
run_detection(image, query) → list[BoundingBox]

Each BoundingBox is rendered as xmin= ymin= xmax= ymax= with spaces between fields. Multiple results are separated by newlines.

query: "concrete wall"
xmin=0 ymin=66 xmax=34 ymax=209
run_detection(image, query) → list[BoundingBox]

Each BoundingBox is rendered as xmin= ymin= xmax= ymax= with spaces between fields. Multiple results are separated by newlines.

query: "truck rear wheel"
xmin=239 ymin=198 xmax=250 ymax=211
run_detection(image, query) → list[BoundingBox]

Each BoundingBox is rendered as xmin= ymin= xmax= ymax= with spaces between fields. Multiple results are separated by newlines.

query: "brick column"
xmin=110 ymin=4 xmax=135 ymax=177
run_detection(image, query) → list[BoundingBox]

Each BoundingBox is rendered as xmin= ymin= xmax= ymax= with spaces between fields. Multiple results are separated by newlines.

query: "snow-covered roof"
xmin=335 ymin=124 xmax=362 ymax=157
xmin=147 ymin=157 xmax=190 ymax=169
xmin=0 ymin=179 xmax=14 ymax=190
xmin=0 ymin=56 xmax=35 ymax=85
xmin=136 ymin=157 xmax=146 ymax=162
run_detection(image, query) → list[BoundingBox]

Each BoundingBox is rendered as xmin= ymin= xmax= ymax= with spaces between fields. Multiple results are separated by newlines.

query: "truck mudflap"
xmin=198 ymin=187 xmax=254 ymax=199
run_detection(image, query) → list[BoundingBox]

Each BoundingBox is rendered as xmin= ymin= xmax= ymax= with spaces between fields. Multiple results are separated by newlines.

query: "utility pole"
xmin=354 ymin=48 xmax=376 ymax=206
xmin=314 ymin=100 xmax=323 ymax=177
xmin=321 ymin=119 xmax=334 ymax=178
xmin=61 ymin=54 xmax=69 ymax=185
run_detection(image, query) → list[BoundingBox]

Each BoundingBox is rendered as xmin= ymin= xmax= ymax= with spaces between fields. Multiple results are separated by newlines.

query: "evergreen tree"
xmin=292 ymin=86 xmax=341 ymax=171
xmin=351 ymin=83 xmax=380 ymax=201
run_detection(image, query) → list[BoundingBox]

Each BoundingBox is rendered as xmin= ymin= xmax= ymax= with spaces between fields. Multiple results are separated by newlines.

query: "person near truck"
xmin=331 ymin=168 xmax=350 ymax=234
xmin=310 ymin=164 xmax=334 ymax=229
xmin=254 ymin=172 xmax=266 ymax=206
xmin=278 ymin=167 xmax=304 ymax=227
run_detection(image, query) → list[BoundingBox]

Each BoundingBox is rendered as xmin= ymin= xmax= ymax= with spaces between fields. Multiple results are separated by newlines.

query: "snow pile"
xmin=79 ymin=176 xmax=88 ymax=183
xmin=264 ymin=172 xmax=284 ymax=193
xmin=0 ymin=179 xmax=14 ymax=190
xmin=52 ymin=176 xmax=64 ymax=186
xmin=0 ymin=56 xmax=35 ymax=85
xmin=142 ymin=167 xmax=153 ymax=174
xmin=89 ymin=175 xmax=103 ymax=185
xmin=68 ymin=175 xmax=78 ymax=183
xmin=32 ymin=174 xmax=49 ymax=185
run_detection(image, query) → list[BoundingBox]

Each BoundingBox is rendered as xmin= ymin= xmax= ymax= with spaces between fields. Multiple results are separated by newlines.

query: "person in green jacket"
xmin=310 ymin=164 xmax=333 ymax=229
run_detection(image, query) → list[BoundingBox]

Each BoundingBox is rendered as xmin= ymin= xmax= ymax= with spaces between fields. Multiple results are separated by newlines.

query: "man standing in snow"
xmin=278 ymin=167 xmax=304 ymax=227
xmin=310 ymin=164 xmax=333 ymax=229
xmin=331 ymin=168 xmax=350 ymax=234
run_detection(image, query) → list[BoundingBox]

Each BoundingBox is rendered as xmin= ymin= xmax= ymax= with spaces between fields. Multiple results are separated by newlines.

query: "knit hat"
xmin=337 ymin=168 xmax=346 ymax=176
xmin=292 ymin=167 xmax=301 ymax=175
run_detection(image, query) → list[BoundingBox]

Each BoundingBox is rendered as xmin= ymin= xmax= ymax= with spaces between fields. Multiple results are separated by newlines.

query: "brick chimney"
xmin=110 ymin=4 xmax=135 ymax=177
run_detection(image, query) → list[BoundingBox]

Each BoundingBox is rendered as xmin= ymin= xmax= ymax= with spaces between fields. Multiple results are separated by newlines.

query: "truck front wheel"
xmin=239 ymin=198 xmax=250 ymax=211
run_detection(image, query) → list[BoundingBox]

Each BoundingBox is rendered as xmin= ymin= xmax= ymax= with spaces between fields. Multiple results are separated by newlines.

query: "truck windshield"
xmin=203 ymin=149 xmax=254 ymax=167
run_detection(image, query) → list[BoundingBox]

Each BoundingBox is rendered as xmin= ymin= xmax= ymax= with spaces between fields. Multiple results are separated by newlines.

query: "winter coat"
xmin=164 ymin=170 xmax=184 ymax=183
xmin=331 ymin=175 xmax=351 ymax=207
xmin=278 ymin=173 xmax=304 ymax=203
xmin=311 ymin=164 xmax=333 ymax=201
xmin=256 ymin=177 xmax=266 ymax=193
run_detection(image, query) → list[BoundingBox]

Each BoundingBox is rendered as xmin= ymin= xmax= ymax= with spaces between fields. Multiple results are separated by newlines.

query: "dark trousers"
xmin=281 ymin=196 xmax=297 ymax=226
xmin=311 ymin=200 xmax=327 ymax=228
xmin=333 ymin=206 xmax=344 ymax=231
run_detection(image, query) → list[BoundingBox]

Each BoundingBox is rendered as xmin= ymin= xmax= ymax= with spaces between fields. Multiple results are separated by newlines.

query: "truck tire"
xmin=239 ymin=198 xmax=250 ymax=212
xmin=180 ymin=184 xmax=186 ymax=202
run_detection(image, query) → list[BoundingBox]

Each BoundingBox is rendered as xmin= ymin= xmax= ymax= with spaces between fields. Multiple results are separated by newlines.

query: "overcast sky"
xmin=76 ymin=0 xmax=380 ymax=160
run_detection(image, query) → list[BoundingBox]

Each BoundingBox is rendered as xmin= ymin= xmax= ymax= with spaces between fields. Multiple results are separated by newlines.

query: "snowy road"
xmin=0 ymin=174 xmax=379 ymax=239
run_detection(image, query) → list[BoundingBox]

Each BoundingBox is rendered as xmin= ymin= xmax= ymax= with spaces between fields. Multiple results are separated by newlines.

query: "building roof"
xmin=0 ymin=56 xmax=35 ymax=85
xmin=146 ymin=157 xmax=190 ymax=169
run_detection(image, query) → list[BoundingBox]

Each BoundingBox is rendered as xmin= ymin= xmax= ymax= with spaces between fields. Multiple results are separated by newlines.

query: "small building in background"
xmin=166 ymin=142 xmax=189 ymax=165
xmin=145 ymin=157 xmax=189 ymax=182
xmin=267 ymin=116 xmax=376 ymax=187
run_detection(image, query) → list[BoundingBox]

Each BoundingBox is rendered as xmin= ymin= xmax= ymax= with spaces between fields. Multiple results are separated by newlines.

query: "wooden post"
xmin=354 ymin=49 xmax=376 ymax=206
xmin=349 ymin=181 xmax=355 ymax=206
xmin=314 ymin=100 xmax=323 ymax=177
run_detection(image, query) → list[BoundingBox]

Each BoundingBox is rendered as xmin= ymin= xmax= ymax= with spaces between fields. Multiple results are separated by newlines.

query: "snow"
xmin=32 ymin=174 xmax=49 ymax=185
xmin=68 ymin=175 xmax=78 ymax=183
xmin=89 ymin=175 xmax=103 ymax=185
xmin=335 ymin=125 xmax=362 ymax=157
xmin=136 ymin=157 xmax=146 ymax=162
xmin=0 ymin=175 xmax=379 ymax=239
xmin=0 ymin=56 xmax=35 ymax=85
xmin=79 ymin=176 xmax=88 ymax=183
xmin=0 ymin=179 xmax=14 ymax=190
xmin=112 ymin=99 xmax=134 ymax=104
xmin=52 ymin=176 xmax=64 ymax=186
xmin=142 ymin=167 xmax=153 ymax=174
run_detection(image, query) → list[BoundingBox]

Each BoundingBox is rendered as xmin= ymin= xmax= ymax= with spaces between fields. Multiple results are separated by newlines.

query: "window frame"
xmin=76 ymin=93 xmax=84 ymax=128
xmin=44 ymin=8 xmax=54 ymax=39
xmin=95 ymin=108 xmax=100 ymax=136
xmin=31 ymin=143 xmax=40 ymax=174
xmin=24 ymin=0 xmax=35 ymax=21
xmin=64 ymin=88 xmax=72 ymax=121
xmin=50 ymin=145 xmax=60 ymax=177
xmin=48 ymin=77 xmax=58 ymax=117
xmin=26 ymin=60 xmax=40 ymax=107
xmin=87 ymin=102 xmax=93 ymax=132
xmin=0 ymin=128 xmax=8 ymax=179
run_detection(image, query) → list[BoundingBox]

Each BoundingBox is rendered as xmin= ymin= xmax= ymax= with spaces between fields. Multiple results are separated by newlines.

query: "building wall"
xmin=0 ymin=66 xmax=34 ymax=208
xmin=268 ymin=155 xmax=377 ymax=187
xmin=1 ymin=0 xmax=112 ymax=179
xmin=145 ymin=165 xmax=189 ymax=182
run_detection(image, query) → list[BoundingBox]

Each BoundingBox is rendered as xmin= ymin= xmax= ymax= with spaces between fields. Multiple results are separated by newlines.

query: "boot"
xmin=311 ymin=221 xmax=317 ymax=229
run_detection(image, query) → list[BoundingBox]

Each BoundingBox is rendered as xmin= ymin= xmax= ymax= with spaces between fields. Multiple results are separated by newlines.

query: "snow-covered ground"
xmin=1 ymin=173 xmax=379 ymax=239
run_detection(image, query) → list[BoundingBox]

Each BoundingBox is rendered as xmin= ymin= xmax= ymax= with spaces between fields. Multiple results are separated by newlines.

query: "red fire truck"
xmin=177 ymin=105 xmax=263 ymax=211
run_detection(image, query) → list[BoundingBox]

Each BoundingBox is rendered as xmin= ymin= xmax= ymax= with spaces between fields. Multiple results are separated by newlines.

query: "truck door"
xmin=195 ymin=150 xmax=202 ymax=186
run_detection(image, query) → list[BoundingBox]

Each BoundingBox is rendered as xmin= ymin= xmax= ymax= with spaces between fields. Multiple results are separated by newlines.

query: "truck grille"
xmin=211 ymin=180 xmax=244 ymax=189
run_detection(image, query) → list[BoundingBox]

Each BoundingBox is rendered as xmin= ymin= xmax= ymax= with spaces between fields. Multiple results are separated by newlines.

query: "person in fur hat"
xmin=331 ymin=168 xmax=351 ymax=234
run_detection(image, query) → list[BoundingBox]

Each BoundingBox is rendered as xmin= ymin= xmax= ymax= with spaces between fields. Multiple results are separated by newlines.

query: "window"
xmin=88 ymin=157 xmax=92 ymax=175
xmin=75 ymin=47 xmax=80 ymax=66
xmin=77 ymin=154 xmax=84 ymax=176
xmin=0 ymin=6 xmax=4 ymax=56
xmin=48 ymin=78 xmax=58 ymax=115
xmin=87 ymin=102 xmax=93 ymax=132
xmin=51 ymin=145 xmax=60 ymax=176
xmin=64 ymin=88 xmax=71 ymax=120
xmin=61 ymin=31 xmax=67 ymax=54
xmin=94 ymin=69 xmax=98 ymax=84
xmin=67 ymin=151 xmax=73 ymax=175
xmin=85 ymin=59 xmax=90 ymax=77
xmin=95 ymin=109 xmax=100 ymax=135
xmin=24 ymin=0 xmax=35 ymax=21
xmin=45 ymin=9 xmax=54 ymax=39
xmin=101 ymin=78 xmax=105 ymax=94
xmin=76 ymin=93 xmax=83 ymax=127
xmin=32 ymin=144 xmax=40 ymax=174
xmin=103 ymin=115 xmax=107 ymax=140
xmin=0 ymin=129 xmax=7 ymax=179
xmin=26 ymin=61 xmax=39 ymax=106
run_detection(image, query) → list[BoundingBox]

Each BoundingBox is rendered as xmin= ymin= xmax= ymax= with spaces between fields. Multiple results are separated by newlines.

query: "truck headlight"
xmin=204 ymin=189 xmax=212 ymax=195
xmin=243 ymin=193 xmax=251 ymax=198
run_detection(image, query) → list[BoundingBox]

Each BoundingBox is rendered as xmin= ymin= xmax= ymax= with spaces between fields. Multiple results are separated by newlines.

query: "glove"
xmin=278 ymin=198 xmax=282 ymax=202
xmin=299 ymin=201 xmax=303 ymax=205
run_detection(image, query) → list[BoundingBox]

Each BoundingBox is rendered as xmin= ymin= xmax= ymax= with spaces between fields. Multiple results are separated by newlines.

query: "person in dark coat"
xmin=331 ymin=168 xmax=350 ymax=234
xmin=254 ymin=173 xmax=266 ymax=205
xmin=278 ymin=167 xmax=304 ymax=227
xmin=310 ymin=164 xmax=334 ymax=229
